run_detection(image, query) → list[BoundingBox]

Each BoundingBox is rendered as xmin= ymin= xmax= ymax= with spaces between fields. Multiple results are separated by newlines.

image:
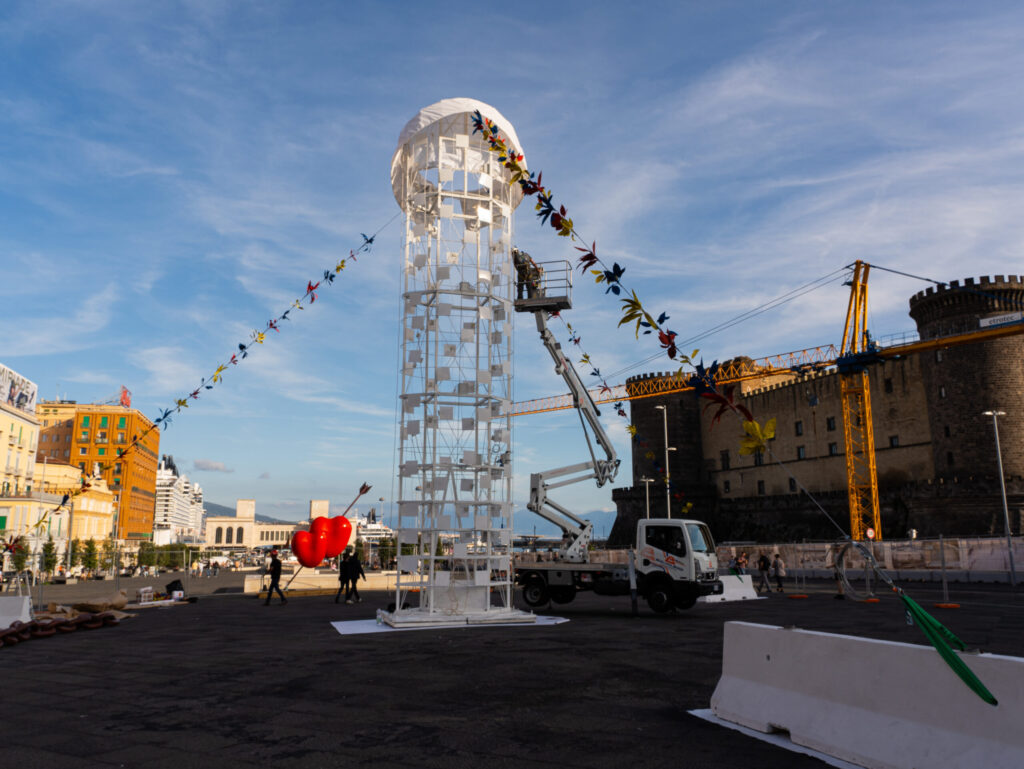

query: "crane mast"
xmin=837 ymin=260 xmax=882 ymax=541
xmin=512 ymin=249 xmax=620 ymax=563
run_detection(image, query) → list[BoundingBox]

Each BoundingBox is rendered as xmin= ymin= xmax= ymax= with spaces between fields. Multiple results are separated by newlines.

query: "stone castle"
xmin=610 ymin=274 xmax=1024 ymax=545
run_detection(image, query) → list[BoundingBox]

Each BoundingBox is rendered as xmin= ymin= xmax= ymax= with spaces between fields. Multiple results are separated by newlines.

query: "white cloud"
xmin=3 ymin=284 xmax=118 ymax=356
xmin=131 ymin=347 xmax=205 ymax=397
xmin=194 ymin=459 xmax=234 ymax=473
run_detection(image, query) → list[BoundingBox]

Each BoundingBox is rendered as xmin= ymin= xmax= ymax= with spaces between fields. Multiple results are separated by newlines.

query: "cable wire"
xmin=603 ymin=266 xmax=850 ymax=381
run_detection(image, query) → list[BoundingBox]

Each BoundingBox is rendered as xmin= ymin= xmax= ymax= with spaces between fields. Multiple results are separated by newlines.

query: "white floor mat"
xmin=331 ymin=615 xmax=568 ymax=635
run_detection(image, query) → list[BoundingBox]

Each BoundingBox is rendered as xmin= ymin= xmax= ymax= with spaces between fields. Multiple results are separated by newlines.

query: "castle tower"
xmin=908 ymin=275 xmax=1024 ymax=482
xmin=386 ymin=98 xmax=532 ymax=625
xmin=609 ymin=373 xmax=713 ymax=546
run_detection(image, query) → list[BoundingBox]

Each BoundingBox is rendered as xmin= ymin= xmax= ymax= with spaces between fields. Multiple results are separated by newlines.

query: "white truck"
xmin=510 ymin=251 xmax=722 ymax=612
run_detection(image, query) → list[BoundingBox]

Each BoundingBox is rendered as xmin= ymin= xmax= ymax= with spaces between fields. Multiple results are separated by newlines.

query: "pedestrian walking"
xmin=832 ymin=546 xmax=846 ymax=600
xmin=345 ymin=550 xmax=366 ymax=604
xmin=738 ymin=552 xmax=749 ymax=575
xmin=755 ymin=552 xmax=771 ymax=593
xmin=264 ymin=550 xmax=287 ymax=606
xmin=334 ymin=552 xmax=351 ymax=604
xmin=772 ymin=553 xmax=786 ymax=593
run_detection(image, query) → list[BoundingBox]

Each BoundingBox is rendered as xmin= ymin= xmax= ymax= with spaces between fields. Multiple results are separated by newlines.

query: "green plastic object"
xmin=899 ymin=593 xmax=997 ymax=706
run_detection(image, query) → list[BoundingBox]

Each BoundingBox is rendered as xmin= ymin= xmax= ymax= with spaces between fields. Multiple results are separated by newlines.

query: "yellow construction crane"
xmin=836 ymin=260 xmax=881 ymax=541
xmin=511 ymin=261 xmax=1024 ymax=542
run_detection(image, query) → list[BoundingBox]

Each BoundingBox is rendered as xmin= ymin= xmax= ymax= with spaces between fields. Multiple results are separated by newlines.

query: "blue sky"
xmin=4 ymin=2 xmax=1024 ymax=534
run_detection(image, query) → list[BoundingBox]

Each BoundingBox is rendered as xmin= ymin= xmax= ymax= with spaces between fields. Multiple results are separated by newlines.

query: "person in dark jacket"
xmin=345 ymin=550 xmax=366 ymax=604
xmin=334 ymin=552 xmax=351 ymax=604
xmin=264 ymin=550 xmax=287 ymax=605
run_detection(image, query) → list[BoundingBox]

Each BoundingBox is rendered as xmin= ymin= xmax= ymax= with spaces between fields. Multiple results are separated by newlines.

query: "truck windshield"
xmin=685 ymin=523 xmax=714 ymax=554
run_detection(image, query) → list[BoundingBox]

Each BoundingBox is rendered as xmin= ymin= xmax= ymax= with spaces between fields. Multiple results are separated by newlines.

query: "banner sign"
xmin=0 ymin=364 xmax=38 ymax=415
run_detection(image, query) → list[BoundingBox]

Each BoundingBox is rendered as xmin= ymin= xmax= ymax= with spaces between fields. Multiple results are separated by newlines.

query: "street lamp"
xmin=638 ymin=477 xmax=654 ymax=519
xmin=654 ymin=405 xmax=675 ymax=518
xmin=982 ymin=410 xmax=1017 ymax=588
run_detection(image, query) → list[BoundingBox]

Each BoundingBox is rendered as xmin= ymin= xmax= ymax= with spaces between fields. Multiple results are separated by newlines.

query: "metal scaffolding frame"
xmin=387 ymin=100 xmax=532 ymax=624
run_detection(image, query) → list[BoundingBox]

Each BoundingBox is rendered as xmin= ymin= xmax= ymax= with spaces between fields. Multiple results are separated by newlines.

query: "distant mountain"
xmin=513 ymin=509 xmax=618 ymax=539
xmin=203 ymin=502 xmax=236 ymax=518
xmin=203 ymin=501 xmax=294 ymax=524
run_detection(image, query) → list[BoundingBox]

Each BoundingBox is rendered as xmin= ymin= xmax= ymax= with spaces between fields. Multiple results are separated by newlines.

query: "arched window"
xmin=236 ymin=527 xmax=244 ymax=545
xmin=215 ymin=527 xmax=223 ymax=544
xmin=226 ymin=527 xmax=233 ymax=544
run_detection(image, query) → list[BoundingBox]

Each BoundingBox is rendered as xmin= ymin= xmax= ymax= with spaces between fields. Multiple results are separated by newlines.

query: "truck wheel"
xmin=522 ymin=576 xmax=550 ymax=607
xmin=646 ymin=580 xmax=675 ymax=613
xmin=550 ymin=586 xmax=576 ymax=605
xmin=674 ymin=594 xmax=697 ymax=610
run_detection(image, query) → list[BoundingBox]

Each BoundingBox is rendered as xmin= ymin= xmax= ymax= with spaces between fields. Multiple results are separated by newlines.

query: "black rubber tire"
xmin=674 ymin=594 xmax=697 ymax=610
xmin=522 ymin=576 xmax=550 ymax=607
xmin=646 ymin=580 xmax=675 ymax=613
xmin=549 ymin=586 xmax=576 ymax=605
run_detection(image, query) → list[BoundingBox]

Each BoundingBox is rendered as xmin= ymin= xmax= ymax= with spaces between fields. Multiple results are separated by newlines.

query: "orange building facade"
xmin=36 ymin=401 xmax=160 ymax=541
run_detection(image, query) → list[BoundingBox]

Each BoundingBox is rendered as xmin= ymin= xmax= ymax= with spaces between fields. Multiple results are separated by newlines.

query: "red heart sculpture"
xmin=329 ymin=516 xmax=353 ymax=556
xmin=291 ymin=530 xmax=327 ymax=568
xmin=309 ymin=517 xmax=332 ymax=553
xmin=309 ymin=516 xmax=353 ymax=558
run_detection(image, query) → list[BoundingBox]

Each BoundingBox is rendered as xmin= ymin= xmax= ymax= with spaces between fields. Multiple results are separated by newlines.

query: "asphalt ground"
xmin=2 ymin=580 xmax=1021 ymax=769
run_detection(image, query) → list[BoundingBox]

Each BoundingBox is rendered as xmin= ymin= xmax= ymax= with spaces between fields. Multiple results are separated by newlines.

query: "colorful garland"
xmin=21 ymin=228 xmax=389 ymax=540
xmin=472 ymin=110 xmax=774 ymax=455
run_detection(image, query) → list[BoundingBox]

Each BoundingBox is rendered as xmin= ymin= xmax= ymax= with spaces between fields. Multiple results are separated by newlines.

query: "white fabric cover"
xmin=395 ymin=97 xmax=525 ymax=162
xmin=391 ymin=97 xmax=527 ymax=209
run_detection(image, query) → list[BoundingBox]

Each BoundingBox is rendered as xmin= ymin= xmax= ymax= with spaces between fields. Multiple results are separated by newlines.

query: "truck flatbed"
xmin=514 ymin=561 xmax=625 ymax=573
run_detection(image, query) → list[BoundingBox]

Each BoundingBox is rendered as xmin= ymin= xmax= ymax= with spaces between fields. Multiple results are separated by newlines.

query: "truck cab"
xmin=635 ymin=518 xmax=722 ymax=611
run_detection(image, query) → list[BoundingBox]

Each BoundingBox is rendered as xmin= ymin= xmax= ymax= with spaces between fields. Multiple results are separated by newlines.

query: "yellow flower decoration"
xmin=739 ymin=418 xmax=776 ymax=456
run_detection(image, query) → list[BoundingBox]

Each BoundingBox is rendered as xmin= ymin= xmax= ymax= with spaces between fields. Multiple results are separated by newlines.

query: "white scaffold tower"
xmin=384 ymin=98 xmax=534 ymax=627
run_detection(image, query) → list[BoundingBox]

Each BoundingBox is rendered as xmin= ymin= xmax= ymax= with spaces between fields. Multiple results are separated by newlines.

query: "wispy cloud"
xmin=131 ymin=347 xmax=206 ymax=397
xmin=4 ymin=284 xmax=118 ymax=356
xmin=194 ymin=459 xmax=233 ymax=473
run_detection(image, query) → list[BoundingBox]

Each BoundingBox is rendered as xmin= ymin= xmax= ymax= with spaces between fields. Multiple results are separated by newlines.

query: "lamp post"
xmin=982 ymin=410 xmax=1017 ymax=588
xmin=638 ymin=476 xmax=654 ymax=519
xmin=654 ymin=405 xmax=675 ymax=517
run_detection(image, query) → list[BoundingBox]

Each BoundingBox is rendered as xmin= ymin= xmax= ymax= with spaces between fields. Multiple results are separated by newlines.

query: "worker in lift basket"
xmin=512 ymin=248 xmax=543 ymax=299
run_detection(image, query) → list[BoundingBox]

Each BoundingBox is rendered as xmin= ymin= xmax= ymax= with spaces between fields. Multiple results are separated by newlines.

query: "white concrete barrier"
xmin=0 ymin=596 xmax=32 ymax=628
xmin=711 ymin=621 xmax=1024 ymax=769
xmin=700 ymin=574 xmax=761 ymax=603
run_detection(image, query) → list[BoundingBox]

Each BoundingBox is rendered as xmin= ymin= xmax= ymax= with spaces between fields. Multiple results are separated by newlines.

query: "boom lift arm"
xmin=512 ymin=250 xmax=621 ymax=563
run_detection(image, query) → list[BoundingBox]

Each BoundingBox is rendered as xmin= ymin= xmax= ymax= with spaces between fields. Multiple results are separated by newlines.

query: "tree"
xmin=42 ymin=536 xmax=58 ymax=575
xmin=378 ymin=536 xmax=396 ymax=569
xmin=11 ymin=546 xmax=28 ymax=572
xmin=158 ymin=544 xmax=184 ymax=569
xmin=101 ymin=539 xmax=116 ymax=572
xmin=70 ymin=538 xmax=83 ymax=569
xmin=82 ymin=538 xmax=99 ymax=573
xmin=137 ymin=541 xmax=156 ymax=567
xmin=354 ymin=537 xmax=365 ymax=563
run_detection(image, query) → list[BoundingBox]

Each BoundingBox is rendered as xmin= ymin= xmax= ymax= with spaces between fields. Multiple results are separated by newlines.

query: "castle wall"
xmin=612 ymin=273 xmax=1024 ymax=543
